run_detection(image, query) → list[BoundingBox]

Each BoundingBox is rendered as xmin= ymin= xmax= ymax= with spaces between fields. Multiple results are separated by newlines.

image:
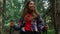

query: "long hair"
xmin=21 ymin=1 xmax=39 ymax=19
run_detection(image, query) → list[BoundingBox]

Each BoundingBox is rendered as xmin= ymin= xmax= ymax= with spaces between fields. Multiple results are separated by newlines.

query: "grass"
xmin=47 ymin=29 xmax=55 ymax=34
xmin=41 ymin=29 xmax=55 ymax=34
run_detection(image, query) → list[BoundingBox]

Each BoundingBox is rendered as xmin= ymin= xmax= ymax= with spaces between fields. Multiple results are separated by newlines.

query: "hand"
xmin=44 ymin=24 xmax=49 ymax=30
xmin=10 ymin=22 xmax=14 ymax=27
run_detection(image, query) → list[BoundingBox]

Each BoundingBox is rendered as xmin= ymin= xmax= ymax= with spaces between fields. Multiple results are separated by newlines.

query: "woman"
xmin=10 ymin=0 xmax=44 ymax=34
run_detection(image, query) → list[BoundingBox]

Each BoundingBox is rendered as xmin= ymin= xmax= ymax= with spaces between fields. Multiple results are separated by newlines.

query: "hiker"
xmin=10 ymin=0 xmax=45 ymax=34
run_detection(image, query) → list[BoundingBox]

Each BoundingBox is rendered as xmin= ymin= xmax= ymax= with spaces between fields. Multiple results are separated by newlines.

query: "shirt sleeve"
xmin=36 ymin=15 xmax=44 ymax=29
xmin=13 ymin=18 xmax=24 ymax=30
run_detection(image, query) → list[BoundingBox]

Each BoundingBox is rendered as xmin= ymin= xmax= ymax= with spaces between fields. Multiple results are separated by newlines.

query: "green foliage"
xmin=4 ymin=0 xmax=24 ymax=24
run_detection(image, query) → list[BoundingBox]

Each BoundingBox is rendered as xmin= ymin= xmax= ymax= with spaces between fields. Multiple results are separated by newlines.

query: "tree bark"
xmin=0 ymin=0 xmax=3 ymax=34
xmin=51 ymin=0 xmax=58 ymax=34
xmin=2 ymin=0 xmax=6 ymax=34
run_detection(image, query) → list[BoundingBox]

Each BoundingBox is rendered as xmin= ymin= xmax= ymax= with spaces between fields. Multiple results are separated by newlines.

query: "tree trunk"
xmin=51 ymin=0 xmax=60 ymax=34
xmin=0 ymin=0 xmax=3 ymax=34
xmin=50 ymin=0 xmax=57 ymax=34
xmin=2 ymin=0 xmax=6 ymax=34
xmin=56 ymin=0 xmax=60 ymax=34
xmin=0 ymin=15 xmax=2 ymax=34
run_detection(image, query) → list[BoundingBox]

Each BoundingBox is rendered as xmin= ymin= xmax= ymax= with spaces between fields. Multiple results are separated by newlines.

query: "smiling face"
xmin=28 ymin=1 xmax=35 ymax=11
xmin=22 ymin=1 xmax=39 ymax=19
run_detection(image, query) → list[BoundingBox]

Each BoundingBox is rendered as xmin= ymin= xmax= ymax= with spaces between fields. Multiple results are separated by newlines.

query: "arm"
xmin=13 ymin=18 xmax=24 ymax=31
xmin=36 ymin=15 xmax=44 ymax=30
xmin=13 ymin=24 xmax=20 ymax=31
